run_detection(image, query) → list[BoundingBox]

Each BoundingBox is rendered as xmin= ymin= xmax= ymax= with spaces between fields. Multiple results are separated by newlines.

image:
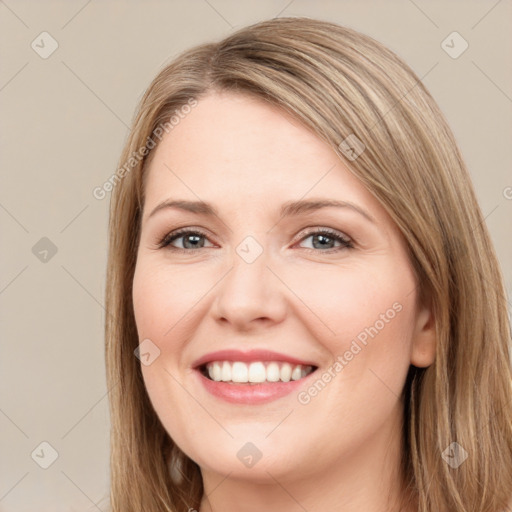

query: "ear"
xmin=410 ymin=300 xmax=436 ymax=368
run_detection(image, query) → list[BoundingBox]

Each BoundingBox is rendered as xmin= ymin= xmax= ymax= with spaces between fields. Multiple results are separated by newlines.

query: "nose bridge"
xmin=213 ymin=233 xmax=285 ymax=326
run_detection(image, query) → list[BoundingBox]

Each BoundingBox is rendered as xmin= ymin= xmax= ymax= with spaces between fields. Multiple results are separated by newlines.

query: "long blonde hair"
xmin=104 ymin=17 xmax=512 ymax=512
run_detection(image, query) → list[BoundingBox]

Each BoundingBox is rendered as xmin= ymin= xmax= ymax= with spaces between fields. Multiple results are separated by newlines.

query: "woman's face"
xmin=132 ymin=91 xmax=435 ymax=486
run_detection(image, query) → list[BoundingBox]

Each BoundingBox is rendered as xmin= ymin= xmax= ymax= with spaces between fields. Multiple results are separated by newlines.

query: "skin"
xmin=132 ymin=91 xmax=436 ymax=512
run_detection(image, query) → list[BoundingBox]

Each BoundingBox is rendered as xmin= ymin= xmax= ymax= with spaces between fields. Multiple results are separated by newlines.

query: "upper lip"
xmin=192 ymin=349 xmax=318 ymax=369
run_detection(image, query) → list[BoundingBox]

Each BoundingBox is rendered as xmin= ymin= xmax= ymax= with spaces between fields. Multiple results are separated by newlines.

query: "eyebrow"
xmin=147 ymin=198 xmax=375 ymax=223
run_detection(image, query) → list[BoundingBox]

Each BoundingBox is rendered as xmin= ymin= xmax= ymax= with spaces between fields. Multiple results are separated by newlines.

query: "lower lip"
xmin=194 ymin=369 xmax=317 ymax=405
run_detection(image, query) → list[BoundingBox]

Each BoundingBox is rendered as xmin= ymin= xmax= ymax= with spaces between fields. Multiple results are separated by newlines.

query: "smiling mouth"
xmin=198 ymin=360 xmax=318 ymax=384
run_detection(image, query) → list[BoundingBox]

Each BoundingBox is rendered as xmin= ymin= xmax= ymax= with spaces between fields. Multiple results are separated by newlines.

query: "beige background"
xmin=1 ymin=1 xmax=511 ymax=511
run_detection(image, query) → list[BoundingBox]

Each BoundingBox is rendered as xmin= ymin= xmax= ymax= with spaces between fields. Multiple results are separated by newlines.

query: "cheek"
xmin=278 ymin=260 xmax=418 ymax=406
xmin=284 ymin=264 xmax=417 ymax=446
xmin=132 ymin=259 xmax=213 ymax=339
xmin=131 ymin=251 xmax=418 ymax=469
xmin=132 ymin=261 xmax=193 ymax=398
xmin=132 ymin=261 xmax=205 ymax=453
xmin=279 ymin=259 xmax=416 ymax=345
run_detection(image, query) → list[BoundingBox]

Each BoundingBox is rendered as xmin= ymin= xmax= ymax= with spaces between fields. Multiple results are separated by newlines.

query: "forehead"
xmin=142 ymin=91 xmax=379 ymax=218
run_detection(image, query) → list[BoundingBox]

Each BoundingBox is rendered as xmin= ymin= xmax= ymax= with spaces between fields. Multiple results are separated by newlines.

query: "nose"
xmin=211 ymin=242 xmax=287 ymax=331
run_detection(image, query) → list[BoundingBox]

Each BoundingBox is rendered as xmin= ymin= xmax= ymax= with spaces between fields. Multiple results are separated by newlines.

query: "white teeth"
xmin=232 ymin=362 xmax=248 ymax=383
xmin=266 ymin=362 xmax=280 ymax=382
xmin=248 ymin=362 xmax=266 ymax=383
xmin=221 ymin=361 xmax=231 ymax=382
xmin=291 ymin=365 xmax=303 ymax=381
xmin=211 ymin=361 xmax=222 ymax=382
xmin=280 ymin=363 xmax=292 ymax=382
xmin=206 ymin=361 xmax=314 ymax=383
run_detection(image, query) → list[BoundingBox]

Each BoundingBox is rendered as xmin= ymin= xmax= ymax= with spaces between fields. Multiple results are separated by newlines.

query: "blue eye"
xmin=298 ymin=228 xmax=353 ymax=252
xmin=158 ymin=227 xmax=353 ymax=254
xmin=158 ymin=229 xmax=212 ymax=251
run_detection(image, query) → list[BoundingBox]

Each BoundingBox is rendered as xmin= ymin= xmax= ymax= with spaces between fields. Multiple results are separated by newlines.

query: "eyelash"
xmin=156 ymin=227 xmax=354 ymax=254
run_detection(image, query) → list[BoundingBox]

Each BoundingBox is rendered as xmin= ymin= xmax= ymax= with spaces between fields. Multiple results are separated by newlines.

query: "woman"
xmin=104 ymin=17 xmax=512 ymax=512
